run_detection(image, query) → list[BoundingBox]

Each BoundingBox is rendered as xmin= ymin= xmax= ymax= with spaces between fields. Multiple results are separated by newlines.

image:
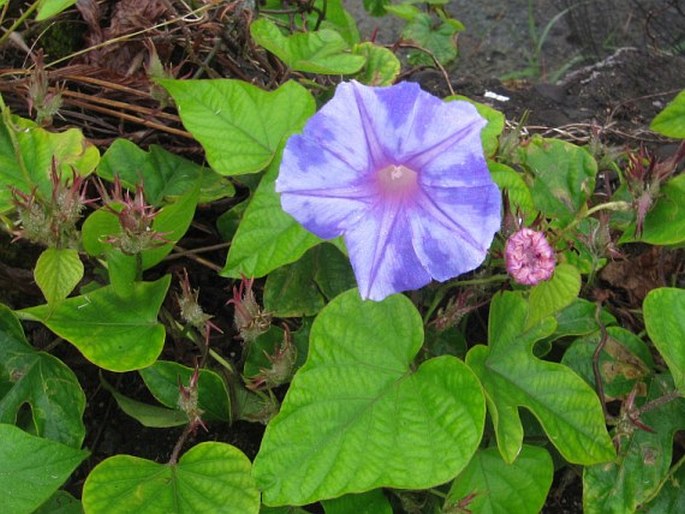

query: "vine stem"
xmin=592 ymin=301 xmax=612 ymax=423
xmin=558 ymin=200 xmax=632 ymax=238
xmin=423 ymin=274 xmax=508 ymax=324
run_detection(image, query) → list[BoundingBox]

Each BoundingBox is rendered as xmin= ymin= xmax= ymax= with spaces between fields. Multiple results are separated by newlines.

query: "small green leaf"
xmin=644 ymin=287 xmax=685 ymax=394
xmin=160 ymin=79 xmax=315 ymax=175
xmin=36 ymin=0 xmax=76 ymax=21
xmin=447 ymin=445 xmax=554 ymax=514
xmin=0 ymin=306 xmax=86 ymax=447
xmin=82 ymin=442 xmax=260 ymax=514
xmin=139 ymin=361 xmax=231 ymax=422
xmin=650 ymin=89 xmax=685 ymax=138
xmin=253 ymin=289 xmax=485 ymax=505
xmin=222 ymin=151 xmax=321 ymax=278
xmin=402 ymin=14 xmax=461 ymax=65
xmin=19 ymin=276 xmax=170 ymax=372
xmin=527 ymin=263 xmax=581 ymax=328
xmin=549 ymin=298 xmax=617 ymax=340
xmin=322 ymin=489 xmax=392 ymax=514
xmin=97 ymin=139 xmax=233 ymax=205
xmin=101 ymin=375 xmax=188 ymax=428
xmin=352 ymin=42 xmax=400 ymax=86
xmin=521 ymin=136 xmax=597 ymax=226
xmin=250 ymin=18 xmax=366 ymax=75
xmin=34 ymin=248 xmax=84 ymax=304
xmin=583 ymin=375 xmax=685 ymax=513
xmin=0 ymin=423 xmax=88 ymax=514
xmin=466 ymin=291 xmax=615 ymax=465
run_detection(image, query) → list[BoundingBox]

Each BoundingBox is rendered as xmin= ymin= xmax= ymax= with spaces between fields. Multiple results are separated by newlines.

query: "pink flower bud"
xmin=505 ymin=228 xmax=556 ymax=286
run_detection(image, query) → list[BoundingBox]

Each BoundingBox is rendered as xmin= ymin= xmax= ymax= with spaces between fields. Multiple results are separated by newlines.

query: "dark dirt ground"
xmin=1 ymin=1 xmax=685 ymax=513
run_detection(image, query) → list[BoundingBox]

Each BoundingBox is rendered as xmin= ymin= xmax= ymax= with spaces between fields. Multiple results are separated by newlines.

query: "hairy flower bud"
xmin=505 ymin=228 xmax=556 ymax=285
xmin=227 ymin=276 xmax=272 ymax=344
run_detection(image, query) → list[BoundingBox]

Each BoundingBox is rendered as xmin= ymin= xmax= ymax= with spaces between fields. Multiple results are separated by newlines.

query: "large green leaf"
xmin=82 ymin=442 xmax=260 ymax=514
xmin=34 ymin=491 xmax=82 ymax=514
xmin=19 ymin=276 xmax=170 ymax=372
xmin=0 ymin=110 xmax=99 ymax=213
xmin=34 ymin=248 xmax=84 ymax=305
xmin=488 ymin=161 xmax=537 ymax=222
xmin=466 ymin=291 xmax=614 ymax=465
xmin=97 ymin=139 xmax=232 ymax=205
xmin=160 ymin=79 xmax=315 ymax=175
xmin=222 ymin=151 xmax=321 ymax=278
xmin=583 ymin=375 xmax=685 ymax=513
xmin=644 ymin=287 xmax=685 ymax=394
xmin=250 ymin=18 xmax=365 ymax=75
xmin=139 ymin=361 xmax=231 ymax=423
xmin=650 ymin=89 xmax=685 ymax=138
xmin=0 ymin=423 xmax=88 ymax=514
xmin=520 ymin=136 xmax=597 ymax=226
xmin=253 ymin=289 xmax=485 ymax=506
xmin=446 ymin=445 xmax=554 ymax=514
xmin=0 ymin=306 xmax=85 ymax=447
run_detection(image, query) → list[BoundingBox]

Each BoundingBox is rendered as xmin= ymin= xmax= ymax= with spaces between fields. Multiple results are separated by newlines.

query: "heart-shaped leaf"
xmin=222 ymin=151 xmax=321 ymax=278
xmin=250 ymin=18 xmax=366 ymax=75
xmin=82 ymin=442 xmax=260 ymax=514
xmin=466 ymin=291 xmax=614 ymax=465
xmin=644 ymin=287 xmax=685 ymax=394
xmin=352 ymin=42 xmax=400 ymax=86
xmin=0 ymin=306 xmax=85 ymax=447
xmin=19 ymin=276 xmax=170 ymax=372
xmin=160 ymin=79 xmax=315 ymax=175
xmin=253 ymin=289 xmax=485 ymax=505
xmin=446 ymin=445 xmax=554 ymax=514
xmin=0 ymin=423 xmax=88 ymax=514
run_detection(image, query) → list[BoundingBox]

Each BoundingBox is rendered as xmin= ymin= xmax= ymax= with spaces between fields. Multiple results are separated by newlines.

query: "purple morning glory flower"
xmin=276 ymin=80 xmax=502 ymax=301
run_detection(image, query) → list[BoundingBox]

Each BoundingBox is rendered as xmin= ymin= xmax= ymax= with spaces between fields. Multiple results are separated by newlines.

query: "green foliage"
xmin=36 ymin=0 xmax=77 ymax=21
xmin=322 ymin=490 xmax=392 ymax=514
xmin=466 ymin=291 xmax=615 ymax=465
xmin=250 ymin=18 xmax=366 ymax=75
xmin=644 ymin=288 xmax=685 ymax=394
xmin=97 ymin=139 xmax=233 ymax=205
xmin=0 ymin=306 xmax=85 ymax=447
xmin=0 ymin=109 xmax=98 ymax=214
xmin=352 ymin=42 xmax=401 ymax=86
xmin=622 ymin=174 xmax=685 ymax=245
xmin=526 ymin=263 xmax=581 ymax=328
xmin=254 ymin=289 xmax=485 ymax=505
xmin=139 ymin=361 xmax=232 ymax=423
xmin=583 ymin=376 xmax=685 ymax=513
xmin=34 ymin=248 xmax=84 ymax=304
xmin=221 ymin=150 xmax=321 ymax=278
xmin=520 ymin=136 xmax=597 ymax=227
xmin=446 ymin=445 xmax=554 ymax=514
xmin=19 ymin=276 xmax=170 ymax=372
xmin=82 ymin=442 xmax=260 ymax=514
xmin=160 ymin=79 xmax=315 ymax=175
xmin=650 ymin=89 xmax=685 ymax=138
xmin=0 ymin=423 xmax=88 ymax=514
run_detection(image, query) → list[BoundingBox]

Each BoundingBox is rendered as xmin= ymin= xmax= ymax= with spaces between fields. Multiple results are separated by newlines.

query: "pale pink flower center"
xmin=376 ymin=164 xmax=418 ymax=198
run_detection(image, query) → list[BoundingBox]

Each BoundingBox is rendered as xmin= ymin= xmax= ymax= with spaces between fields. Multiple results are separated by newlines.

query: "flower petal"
xmin=409 ymin=183 xmax=501 ymax=281
xmin=344 ymin=201 xmax=431 ymax=301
